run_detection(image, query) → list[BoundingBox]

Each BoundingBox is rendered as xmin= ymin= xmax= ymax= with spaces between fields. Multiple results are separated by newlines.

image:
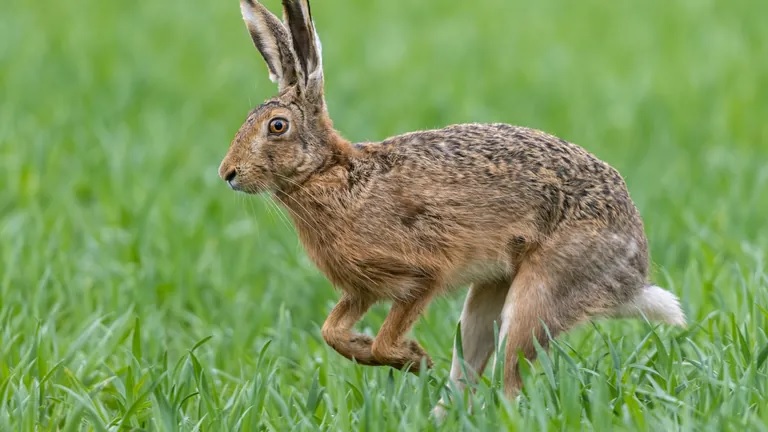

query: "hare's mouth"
xmin=219 ymin=161 xmax=271 ymax=194
xmin=231 ymin=178 xmax=269 ymax=195
xmin=222 ymin=170 xmax=263 ymax=194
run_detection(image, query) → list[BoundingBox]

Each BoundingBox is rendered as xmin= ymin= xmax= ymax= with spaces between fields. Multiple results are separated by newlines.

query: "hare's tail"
xmin=615 ymin=285 xmax=686 ymax=327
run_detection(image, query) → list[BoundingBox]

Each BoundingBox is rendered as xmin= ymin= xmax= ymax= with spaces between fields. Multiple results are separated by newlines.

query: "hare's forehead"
xmin=247 ymin=100 xmax=300 ymax=122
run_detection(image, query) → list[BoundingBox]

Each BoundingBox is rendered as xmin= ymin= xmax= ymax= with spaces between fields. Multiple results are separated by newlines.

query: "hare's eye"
xmin=268 ymin=118 xmax=289 ymax=135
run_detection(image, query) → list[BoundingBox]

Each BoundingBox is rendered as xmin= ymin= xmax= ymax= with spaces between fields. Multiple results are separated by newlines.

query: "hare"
xmin=219 ymin=0 xmax=686 ymax=413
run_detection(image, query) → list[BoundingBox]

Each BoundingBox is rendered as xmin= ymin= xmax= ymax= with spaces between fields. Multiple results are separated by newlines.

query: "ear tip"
xmin=240 ymin=0 xmax=253 ymax=12
xmin=241 ymin=0 xmax=262 ymax=13
xmin=239 ymin=3 xmax=251 ymax=19
xmin=240 ymin=0 xmax=261 ymax=20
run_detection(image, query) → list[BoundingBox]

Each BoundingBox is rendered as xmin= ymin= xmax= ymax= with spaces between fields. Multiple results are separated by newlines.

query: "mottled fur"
xmin=218 ymin=0 xmax=686 ymax=414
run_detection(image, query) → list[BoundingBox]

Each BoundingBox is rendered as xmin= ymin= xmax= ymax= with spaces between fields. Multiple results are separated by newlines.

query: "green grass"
xmin=2 ymin=0 xmax=767 ymax=429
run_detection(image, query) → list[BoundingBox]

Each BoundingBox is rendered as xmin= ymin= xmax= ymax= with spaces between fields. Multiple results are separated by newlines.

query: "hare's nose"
xmin=222 ymin=168 xmax=238 ymax=189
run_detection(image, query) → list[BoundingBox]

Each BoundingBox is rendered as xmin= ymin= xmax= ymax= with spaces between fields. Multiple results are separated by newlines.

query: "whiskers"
xmin=230 ymin=180 xmax=294 ymax=238
xmin=272 ymin=174 xmax=329 ymax=240
xmin=264 ymin=196 xmax=295 ymax=234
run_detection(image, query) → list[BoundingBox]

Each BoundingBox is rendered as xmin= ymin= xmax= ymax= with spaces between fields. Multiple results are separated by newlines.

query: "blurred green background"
xmin=1 ymin=0 xmax=767 ymax=430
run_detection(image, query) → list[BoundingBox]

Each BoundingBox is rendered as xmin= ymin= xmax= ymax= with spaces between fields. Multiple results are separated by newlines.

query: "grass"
xmin=1 ymin=0 xmax=767 ymax=429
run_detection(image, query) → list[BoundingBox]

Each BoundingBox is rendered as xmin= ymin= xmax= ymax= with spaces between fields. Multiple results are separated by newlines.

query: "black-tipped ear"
xmin=240 ymin=0 xmax=298 ymax=89
xmin=281 ymin=0 xmax=322 ymax=84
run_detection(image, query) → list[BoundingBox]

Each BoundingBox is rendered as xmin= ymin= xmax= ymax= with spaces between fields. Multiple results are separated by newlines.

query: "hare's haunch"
xmin=218 ymin=0 xmax=685 ymax=413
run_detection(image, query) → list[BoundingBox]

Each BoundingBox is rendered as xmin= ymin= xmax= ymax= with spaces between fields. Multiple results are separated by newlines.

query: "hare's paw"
xmin=348 ymin=334 xmax=371 ymax=343
xmin=371 ymin=338 xmax=433 ymax=372
xmin=404 ymin=339 xmax=434 ymax=369
xmin=344 ymin=334 xmax=380 ymax=365
xmin=348 ymin=334 xmax=374 ymax=351
xmin=323 ymin=331 xmax=381 ymax=366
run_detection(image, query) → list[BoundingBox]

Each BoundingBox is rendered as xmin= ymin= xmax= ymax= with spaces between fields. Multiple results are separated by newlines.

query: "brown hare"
xmin=218 ymin=0 xmax=686 ymax=415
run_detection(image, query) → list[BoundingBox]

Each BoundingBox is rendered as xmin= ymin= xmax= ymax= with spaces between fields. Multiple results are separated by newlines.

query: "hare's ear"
xmin=240 ymin=0 xmax=298 ymax=90
xmin=282 ymin=0 xmax=324 ymax=97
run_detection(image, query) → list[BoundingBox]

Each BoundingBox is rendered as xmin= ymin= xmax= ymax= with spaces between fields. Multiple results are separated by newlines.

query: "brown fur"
xmin=219 ymin=0 xmax=685 ymax=410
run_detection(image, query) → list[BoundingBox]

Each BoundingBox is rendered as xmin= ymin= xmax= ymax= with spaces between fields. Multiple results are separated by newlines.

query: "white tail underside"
xmin=617 ymin=285 xmax=686 ymax=327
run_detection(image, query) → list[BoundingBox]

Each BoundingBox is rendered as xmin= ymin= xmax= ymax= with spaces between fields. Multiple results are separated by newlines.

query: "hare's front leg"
xmin=370 ymin=293 xmax=435 ymax=373
xmin=321 ymin=293 xmax=380 ymax=365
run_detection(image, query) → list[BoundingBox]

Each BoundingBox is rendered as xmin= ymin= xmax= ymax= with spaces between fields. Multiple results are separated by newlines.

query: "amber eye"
xmin=268 ymin=118 xmax=288 ymax=135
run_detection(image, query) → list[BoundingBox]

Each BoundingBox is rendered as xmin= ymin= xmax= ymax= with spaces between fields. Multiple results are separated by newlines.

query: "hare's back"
xmin=381 ymin=123 xmax=623 ymax=190
xmin=370 ymin=123 xmax=641 ymax=229
xmin=382 ymin=123 xmax=602 ymax=174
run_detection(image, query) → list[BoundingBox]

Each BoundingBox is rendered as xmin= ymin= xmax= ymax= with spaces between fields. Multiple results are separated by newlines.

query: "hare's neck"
xmin=272 ymin=173 xmax=350 ymax=271
xmin=275 ymin=131 xmax=359 ymax=217
xmin=274 ymin=132 xmax=366 ymax=241
xmin=273 ymin=165 xmax=351 ymax=232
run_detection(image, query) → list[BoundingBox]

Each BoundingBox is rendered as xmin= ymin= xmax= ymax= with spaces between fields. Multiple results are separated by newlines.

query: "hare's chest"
xmin=303 ymin=238 xmax=434 ymax=299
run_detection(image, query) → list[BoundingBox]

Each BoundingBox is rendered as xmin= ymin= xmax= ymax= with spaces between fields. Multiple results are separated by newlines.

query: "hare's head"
xmin=219 ymin=0 xmax=336 ymax=194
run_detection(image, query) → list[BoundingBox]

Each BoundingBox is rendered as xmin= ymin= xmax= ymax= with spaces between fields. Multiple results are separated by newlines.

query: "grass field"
xmin=2 ymin=0 xmax=767 ymax=430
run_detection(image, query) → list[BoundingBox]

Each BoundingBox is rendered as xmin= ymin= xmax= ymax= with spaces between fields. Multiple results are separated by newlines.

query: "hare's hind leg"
xmin=432 ymin=277 xmax=511 ymax=418
xmin=499 ymin=228 xmax=650 ymax=397
xmin=498 ymin=263 xmax=571 ymax=397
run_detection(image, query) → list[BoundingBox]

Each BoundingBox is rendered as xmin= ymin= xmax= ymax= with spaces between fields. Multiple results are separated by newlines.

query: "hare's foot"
xmin=327 ymin=328 xmax=431 ymax=369
xmin=372 ymin=337 xmax=433 ymax=372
